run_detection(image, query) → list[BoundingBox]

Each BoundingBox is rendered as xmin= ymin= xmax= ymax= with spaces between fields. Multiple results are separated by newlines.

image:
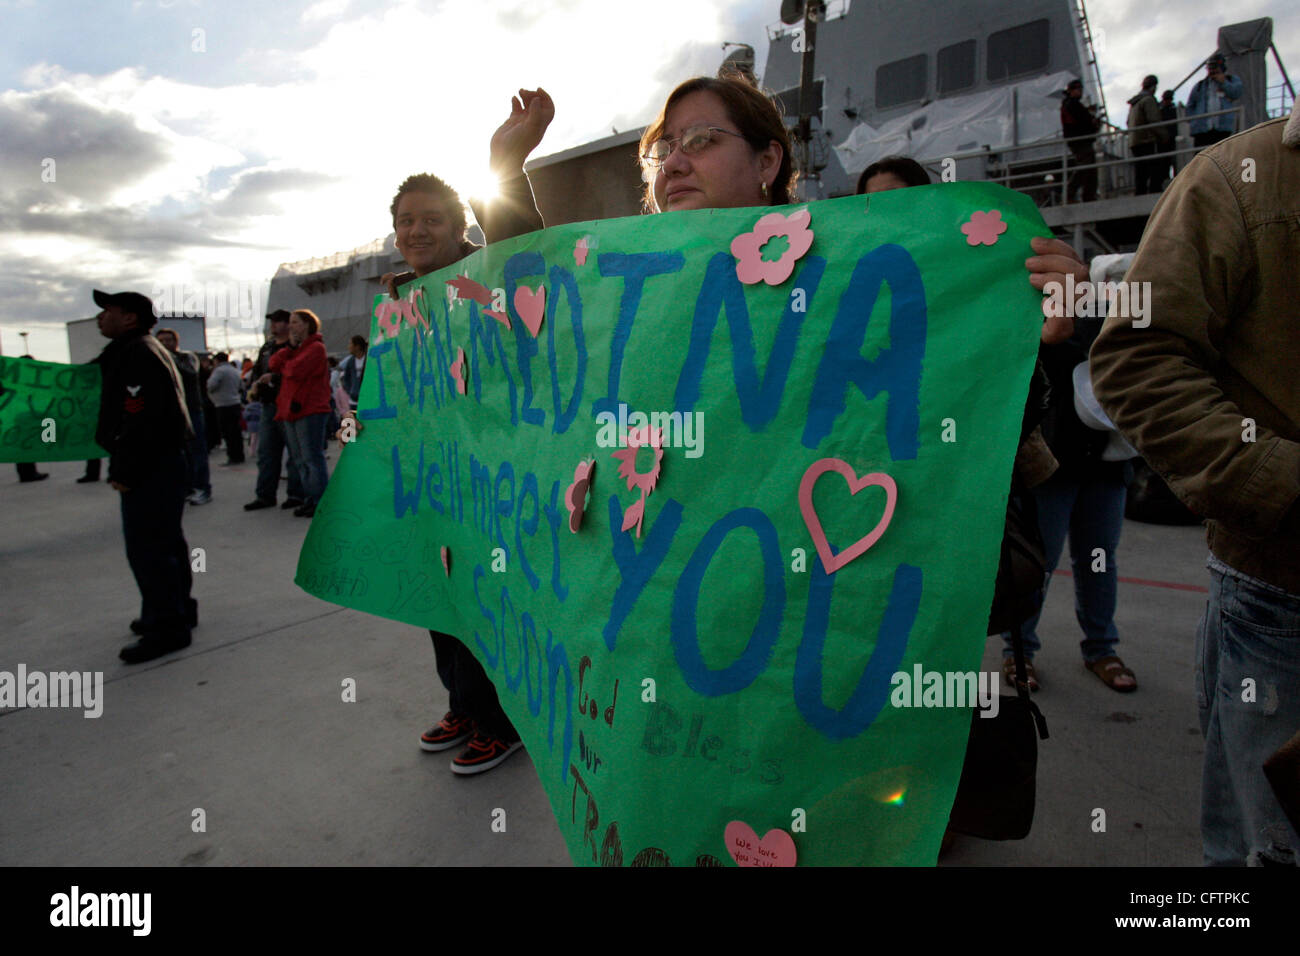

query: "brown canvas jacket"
xmin=1090 ymin=104 xmax=1300 ymax=592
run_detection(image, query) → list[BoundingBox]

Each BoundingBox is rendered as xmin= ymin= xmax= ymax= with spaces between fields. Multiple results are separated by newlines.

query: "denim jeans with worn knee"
xmin=1197 ymin=554 xmax=1300 ymax=866
xmin=1003 ymin=468 xmax=1127 ymax=661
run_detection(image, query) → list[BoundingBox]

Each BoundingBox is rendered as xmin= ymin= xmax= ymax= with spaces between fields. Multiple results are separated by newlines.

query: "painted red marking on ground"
xmin=1052 ymin=569 xmax=1207 ymax=594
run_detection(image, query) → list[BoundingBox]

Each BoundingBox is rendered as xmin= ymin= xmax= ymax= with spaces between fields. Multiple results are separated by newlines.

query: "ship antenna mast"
xmin=780 ymin=0 xmax=827 ymax=188
xmin=1075 ymin=0 xmax=1110 ymax=127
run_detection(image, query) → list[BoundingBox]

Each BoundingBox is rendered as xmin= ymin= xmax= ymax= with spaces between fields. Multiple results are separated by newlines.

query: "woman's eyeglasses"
xmin=642 ymin=126 xmax=747 ymax=167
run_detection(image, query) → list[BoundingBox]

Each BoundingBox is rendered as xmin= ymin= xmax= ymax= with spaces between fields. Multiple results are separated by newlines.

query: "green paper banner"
xmin=0 ymin=356 xmax=106 ymax=463
xmin=297 ymin=183 xmax=1046 ymax=866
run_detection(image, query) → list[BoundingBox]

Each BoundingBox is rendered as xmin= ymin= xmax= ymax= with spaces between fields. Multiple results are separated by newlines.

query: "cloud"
xmin=0 ymin=87 xmax=172 ymax=204
xmin=5 ymin=198 xmax=247 ymax=251
xmin=302 ymin=0 xmax=351 ymax=23
xmin=209 ymin=167 xmax=341 ymax=218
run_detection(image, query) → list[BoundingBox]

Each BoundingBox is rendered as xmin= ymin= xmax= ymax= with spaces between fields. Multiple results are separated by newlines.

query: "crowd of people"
xmin=1062 ymin=51 xmax=1244 ymax=203
xmin=32 ymin=56 xmax=1297 ymax=864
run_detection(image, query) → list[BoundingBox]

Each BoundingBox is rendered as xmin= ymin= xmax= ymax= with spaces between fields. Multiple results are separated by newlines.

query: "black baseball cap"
xmin=92 ymin=290 xmax=156 ymax=328
xmin=266 ymin=309 xmax=291 ymax=323
xmin=1207 ymin=53 xmax=1226 ymax=69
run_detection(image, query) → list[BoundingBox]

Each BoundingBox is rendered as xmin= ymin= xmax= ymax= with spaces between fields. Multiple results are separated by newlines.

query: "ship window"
xmin=937 ymin=40 xmax=976 ymax=95
xmin=987 ymin=19 xmax=1050 ymax=81
xmin=772 ymin=81 xmax=824 ymax=122
xmin=876 ymin=54 xmax=927 ymax=109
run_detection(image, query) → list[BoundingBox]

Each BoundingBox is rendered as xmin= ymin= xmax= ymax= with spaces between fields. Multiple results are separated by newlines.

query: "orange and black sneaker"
xmin=420 ymin=712 xmax=475 ymax=752
xmin=449 ymin=731 xmax=524 ymax=775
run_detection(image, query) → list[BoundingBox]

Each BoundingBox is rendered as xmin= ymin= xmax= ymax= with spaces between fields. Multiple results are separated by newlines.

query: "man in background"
xmin=13 ymin=352 xmax=48 ymax=482
xmin=1187 ymin=53 xmax=1244 ymax=150
xmin=340 ymin=335 xmax=367 ymax=412
xmin=1127 ymin=74 xmax=1164 ymax=195
xmin=1061 ymin=78 xmax=1100 ymax=203
xmin=156 ymin=327 xmax=211 ymax=505
xmin=206 ymin=351 xmax=244 ymax=465
xmin=244 ymin=310 xmax=305 ymax=511
xmin=91 ymin=290 xmax=196 ymax=663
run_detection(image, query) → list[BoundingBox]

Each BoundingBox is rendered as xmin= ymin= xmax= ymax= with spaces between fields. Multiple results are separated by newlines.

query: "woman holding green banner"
xmin=634 ymin=74 xmax=1088 ymax=345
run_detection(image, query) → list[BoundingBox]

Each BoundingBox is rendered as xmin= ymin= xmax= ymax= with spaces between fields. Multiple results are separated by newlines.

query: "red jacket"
xmin=268 ymin=333 xmax=331 ymax=422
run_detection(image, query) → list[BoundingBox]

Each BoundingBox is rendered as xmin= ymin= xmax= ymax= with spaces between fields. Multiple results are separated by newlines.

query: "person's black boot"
xmin=119 ymin=632 xmax=191 ymax=664
xmin=131 ymin=599 xmax=198 ymax=635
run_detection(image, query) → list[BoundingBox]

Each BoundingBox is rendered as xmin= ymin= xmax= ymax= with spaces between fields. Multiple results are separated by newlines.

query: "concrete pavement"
xmin=0 ymin=454 xmax=1211 ymax=865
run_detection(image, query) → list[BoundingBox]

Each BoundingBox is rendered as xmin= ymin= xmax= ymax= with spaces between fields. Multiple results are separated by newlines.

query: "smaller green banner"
xmin=0 ymin=356 xmax=107 ymax=463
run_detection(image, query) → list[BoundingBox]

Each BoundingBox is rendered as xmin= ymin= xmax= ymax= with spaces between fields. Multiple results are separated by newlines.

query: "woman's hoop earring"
xmin=760 ymin=180 xmax=770 ymax=201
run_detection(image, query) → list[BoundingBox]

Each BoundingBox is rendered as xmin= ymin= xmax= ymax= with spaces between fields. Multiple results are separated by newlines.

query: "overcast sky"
xmin=2 ymin=0 xmax=1295 ymax=362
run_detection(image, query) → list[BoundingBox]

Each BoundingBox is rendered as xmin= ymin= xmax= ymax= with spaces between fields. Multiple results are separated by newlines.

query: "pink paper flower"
xmin=730 ymin=208 xmax=815 ymax=286
xmin=960 ymin=209 xmax=1008 ymax=246
xmin=611 ymin=426 xmax=663 ymax=497
xmin=611 ymin=426 xmax=663 ymax=538
xmin=375 ymin=302 xmax=403 ymax=340
xmin=564 ymin=459 xmax=595 ymax=534
xmin=374 ymin=288 xmax=428 ymax=339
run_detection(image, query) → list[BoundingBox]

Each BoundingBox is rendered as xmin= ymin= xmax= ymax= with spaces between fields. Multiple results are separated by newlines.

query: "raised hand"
xmin=489 ymin=87 xmax=555 ymax=177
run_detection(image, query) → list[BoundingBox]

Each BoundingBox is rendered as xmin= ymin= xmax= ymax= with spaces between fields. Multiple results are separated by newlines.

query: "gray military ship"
xmin=261 ymin=1 xmax=1289 ymax=352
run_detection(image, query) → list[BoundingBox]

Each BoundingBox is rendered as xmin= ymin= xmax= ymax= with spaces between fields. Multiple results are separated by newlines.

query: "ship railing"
xmin=1267 ymin=80 xmax=1296 ymax=119
xmin=911 ymin=105 xmax=1244 ymax=208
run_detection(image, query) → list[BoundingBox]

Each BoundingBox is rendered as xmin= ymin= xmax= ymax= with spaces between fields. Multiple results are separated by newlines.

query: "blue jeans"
xmin=254 ymin=402 xmax=305 ymax=503
xmin=1003 ymin=468 xmax=1127 ymax=661
xmin=1197 ymin=555 xmax=1300 ymax=866
xmin=283 ymin=413 xmax=330 ymax=504
xmin=185 ymin=408 xmax=210 ymax=495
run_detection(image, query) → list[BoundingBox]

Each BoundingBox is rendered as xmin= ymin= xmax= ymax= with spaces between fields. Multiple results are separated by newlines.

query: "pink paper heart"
xmin=449 ymin=348 xmax=467 ymax=395
xmin=440 ymin=546 xmax=451 ymax=576
xmin=514 ymin=284 xmax=546 ymax=337
xmin=724 ymin=821 xmax=797 ymax=867
xmin=798 ymin=459 xmax=897 ymax=574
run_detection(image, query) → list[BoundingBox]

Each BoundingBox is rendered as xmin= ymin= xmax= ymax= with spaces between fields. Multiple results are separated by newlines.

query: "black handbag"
xmin=947 ymin=627 xmax=1049 ymax=840
xmin=948 ymin=485 xmax=1051 ymax=841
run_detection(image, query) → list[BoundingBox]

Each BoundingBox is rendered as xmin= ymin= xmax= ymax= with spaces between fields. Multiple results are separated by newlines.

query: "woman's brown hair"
xmin=291 ymin=308 xmax=321 ymax=335
xmin=639 ymin=75 xmax=797 ymax=212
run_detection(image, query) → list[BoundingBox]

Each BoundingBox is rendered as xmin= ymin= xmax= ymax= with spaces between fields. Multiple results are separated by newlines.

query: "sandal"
xmin=1002 ymin=655 xmax=1039 ymax=693
xmin=1085 ymin=655 xmax=1137 ymax=692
